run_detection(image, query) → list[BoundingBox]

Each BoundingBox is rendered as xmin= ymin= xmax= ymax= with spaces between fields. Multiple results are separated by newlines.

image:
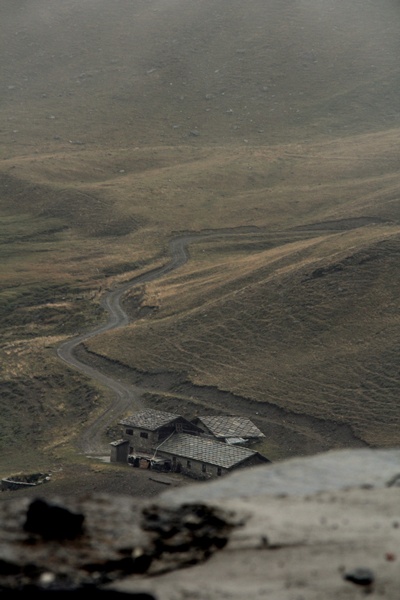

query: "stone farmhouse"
xmin=110 ymin=409 xmax=270 ymax=479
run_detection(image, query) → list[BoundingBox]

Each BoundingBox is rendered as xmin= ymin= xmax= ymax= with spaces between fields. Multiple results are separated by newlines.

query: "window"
xmin=186 ymin=460 xmax=191 ymax=469
xmin=202 ymin=463 xmax=206 ymax=473
xmin=140 ymin=431 xmax=148 ymax=439
xmin=176 ymin=422 xmax=183 ymax=432
xmin=217 ymin=467 xmax=222 ymax=476
xmin=126 ymin=428 xmax=133 ymax=435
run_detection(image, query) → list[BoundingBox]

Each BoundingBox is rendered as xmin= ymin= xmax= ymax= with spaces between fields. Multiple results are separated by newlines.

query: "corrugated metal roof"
xmin=157 ymin=433 xmax=259 ymax=469
xmin=120 ymin=409 xmax=181 ymax=431
xmin=197 ymin=416 xmax=265 ymax=439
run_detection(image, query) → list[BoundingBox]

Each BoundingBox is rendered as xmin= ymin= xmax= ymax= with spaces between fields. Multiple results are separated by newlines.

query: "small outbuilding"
xmin=110 ymin=439 xmax=129 ymax=464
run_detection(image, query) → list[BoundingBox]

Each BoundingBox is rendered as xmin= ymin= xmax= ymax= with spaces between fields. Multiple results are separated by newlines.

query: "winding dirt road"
xmin=56 ymin=230 xmax=254 ymax=455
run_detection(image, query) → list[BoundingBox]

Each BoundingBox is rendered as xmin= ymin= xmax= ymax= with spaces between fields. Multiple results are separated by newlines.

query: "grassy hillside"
xmin=85 ymin=133 xmax=400 ymax=449
xmin=1 ymin=0 xmax=399 ymax=488
xmin=1 ymin=0 xmax=399 ymax=153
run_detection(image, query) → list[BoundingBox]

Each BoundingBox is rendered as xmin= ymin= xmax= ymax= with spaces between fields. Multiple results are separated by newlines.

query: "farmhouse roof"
xmin=196 ymin=415 xmax=265 ymax=440
xmin=120 ymin=409 xmax=181 ymax=431
xmin=157 ymin=433 xmax=263 ymax=469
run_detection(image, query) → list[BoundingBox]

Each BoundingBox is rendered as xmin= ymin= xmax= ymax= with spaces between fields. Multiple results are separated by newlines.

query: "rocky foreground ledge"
xmin=0 ymin=448 xmax=399 ymax=599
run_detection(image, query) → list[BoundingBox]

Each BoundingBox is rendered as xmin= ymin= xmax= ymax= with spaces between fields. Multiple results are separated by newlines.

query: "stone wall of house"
xmin=123 ymin=428 xmax=159 ymax=454
xmin=157 ymin=451 xmax=226 ymax=479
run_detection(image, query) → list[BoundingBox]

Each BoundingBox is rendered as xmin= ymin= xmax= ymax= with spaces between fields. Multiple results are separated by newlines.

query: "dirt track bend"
xmin=56 ymin=230 xmax=257 ymax=455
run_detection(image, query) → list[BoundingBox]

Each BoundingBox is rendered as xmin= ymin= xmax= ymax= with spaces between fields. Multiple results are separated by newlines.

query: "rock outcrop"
xmin=0 ymin=448 xmax=399 ymax=599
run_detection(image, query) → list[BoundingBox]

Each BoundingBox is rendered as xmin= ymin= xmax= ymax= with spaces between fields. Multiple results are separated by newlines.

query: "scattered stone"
xmin=343 ymin=567 xmax=375 ymax=587
xmin=385 ymin=552 xmax=396 ymax=561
